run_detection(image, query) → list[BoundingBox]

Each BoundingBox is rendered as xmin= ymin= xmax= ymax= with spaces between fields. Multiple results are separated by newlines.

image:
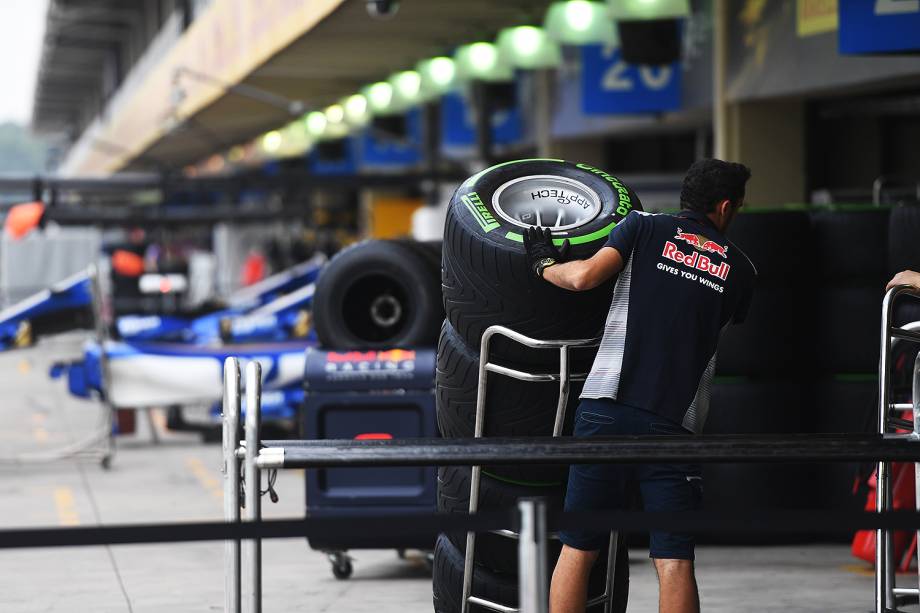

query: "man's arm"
xmin=542 ymin=246 xmax=625 ymax=292
xmin=887 ymin=270 xmax=920 ymax=291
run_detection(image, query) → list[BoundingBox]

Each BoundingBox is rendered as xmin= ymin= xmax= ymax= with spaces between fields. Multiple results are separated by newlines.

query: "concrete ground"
xmin=0 ymin=335 xmax=909 ymax=612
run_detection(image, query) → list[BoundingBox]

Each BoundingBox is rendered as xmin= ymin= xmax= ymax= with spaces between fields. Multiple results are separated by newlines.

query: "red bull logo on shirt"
xmin=662 ymin=241 xmax=731 ymax=281
xmin=674 ymin=227 xmax=728 ymax=258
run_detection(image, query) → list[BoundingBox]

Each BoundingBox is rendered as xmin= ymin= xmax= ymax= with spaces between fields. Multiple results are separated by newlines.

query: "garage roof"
xmin=37 ymin=0 xmax=555 ymax=174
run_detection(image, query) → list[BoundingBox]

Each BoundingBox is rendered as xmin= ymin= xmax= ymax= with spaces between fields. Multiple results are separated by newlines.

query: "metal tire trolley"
xmin=875 ymin=285 xmax=920 ymax=613
xmin=460 ymin=325 xmax=618 ymax=613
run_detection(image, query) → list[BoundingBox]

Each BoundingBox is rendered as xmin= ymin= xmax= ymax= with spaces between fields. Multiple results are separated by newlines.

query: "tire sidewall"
xmin=450 ymin=159 xmax=639 ymax=256
xmin=314 ymin=240 xmax=440 ymax=348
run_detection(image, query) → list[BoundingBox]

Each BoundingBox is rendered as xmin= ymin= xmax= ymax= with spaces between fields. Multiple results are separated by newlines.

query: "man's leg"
xmin=653 ymin=558 xmax=699 ymax=613
xmin=550 ymin=545 xmax=599 ymax=613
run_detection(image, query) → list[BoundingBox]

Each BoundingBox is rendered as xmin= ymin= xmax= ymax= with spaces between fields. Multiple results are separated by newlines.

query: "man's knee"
xmin=653 ymin=557 xmax=694 ymax=579
xmin=557 ymin=544 xmax=601 ymax=568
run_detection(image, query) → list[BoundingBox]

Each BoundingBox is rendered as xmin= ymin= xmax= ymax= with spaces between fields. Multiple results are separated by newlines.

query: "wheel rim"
xmin=491 ymin=174 xmax=602 ymax=231
xmin=341 ymin=273 xmax=410 ymax=343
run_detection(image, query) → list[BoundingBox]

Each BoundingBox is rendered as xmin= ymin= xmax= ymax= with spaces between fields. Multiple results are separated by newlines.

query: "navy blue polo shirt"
xmin=580 ymin=210 xmax=756 ymax=432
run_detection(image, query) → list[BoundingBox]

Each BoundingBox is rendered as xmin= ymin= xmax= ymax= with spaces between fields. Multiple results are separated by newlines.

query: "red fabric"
xmin=4 ymin=201 xmax=45 ymax=239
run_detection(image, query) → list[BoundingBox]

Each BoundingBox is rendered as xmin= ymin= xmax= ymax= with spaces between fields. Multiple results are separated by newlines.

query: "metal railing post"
xmin=518 ymin=499 xmax=548 ymax=613
xmin=245 ymin=361 xmax=262 ymax=613
xmin=914 ymin=352 xmax=920 ymax=601
xmin=462 ymin=329 xmax=495 ymax=613
xmin=876 ymin=286 xmax=920 ymax=612
xmin=223 ymin=358 xmax=242 ymax=613
xmin=878 ymin=290 xmax=895 ymax=613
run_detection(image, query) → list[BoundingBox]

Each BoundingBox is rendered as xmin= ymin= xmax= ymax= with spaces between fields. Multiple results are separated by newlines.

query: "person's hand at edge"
xmin=523 ymin=226 xmax=571 ymax=278
xmin=886 ymin=270 xmax=920 ymax=291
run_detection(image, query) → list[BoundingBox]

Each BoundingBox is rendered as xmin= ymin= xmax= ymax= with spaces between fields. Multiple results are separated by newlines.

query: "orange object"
xmin=112 ymin=250 xmax=146 ymax=277
xmin=241 ymin=251 xmax=266 ymax=286
xmin=4 ymin=201 xmax=45 ymax=239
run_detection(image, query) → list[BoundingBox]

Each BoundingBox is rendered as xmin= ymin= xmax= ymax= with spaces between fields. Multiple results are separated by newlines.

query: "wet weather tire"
xmin=432 ymin=534 xmax=518 ymax=613
xmin=313 ymin=240 xmax=442 ymax=349
xmin=442 ymin=159 xmax=641 ymax=363
xmin=437 ymin=465 xmax=565 ymax=574
xmin=435 ymin=320 xmax=580 ymax=483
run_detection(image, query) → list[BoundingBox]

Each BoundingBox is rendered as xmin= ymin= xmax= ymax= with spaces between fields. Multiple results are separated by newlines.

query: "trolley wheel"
xmin=332 ymin=559 xmax=353 ymax=580
xmin=100 ymin=455 xmax=112 ymax=470
xmin=329 ymin=552 xmax=353 ymax=580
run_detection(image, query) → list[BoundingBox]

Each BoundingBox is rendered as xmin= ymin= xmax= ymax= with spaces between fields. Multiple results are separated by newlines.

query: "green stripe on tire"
xmin=504 ymin=220 xmax=619 ymax=245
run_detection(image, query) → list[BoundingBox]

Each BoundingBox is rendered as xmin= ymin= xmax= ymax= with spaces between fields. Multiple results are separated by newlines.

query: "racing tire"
xmin=399 ymin=239 xmax=442 ymax=276
xmin=813 ymin=283 xmax=884 ymax=374
xmin=810 ymin=208 xmax=889 ymax=281
xmin=432 ymin=534 xmax=517 ymax=613
xmin=702 ymin=379 xmax=820 ymax=542
xmin=725 ymin=210 xmax=811 ymax=281
xmin=812 ymin=379 xmax=875 ymax=538
xmin=889 ymin=204 xmax=920 ymax=276
xmin=432 ymin=533 xmax=627 ymax=613
xmin=437 ymin=465 xmax=566 ymax=574
xmin=716 ymin=281 xmax=807 ymax=376
xmin=442 ymin=159 xmax=641 ymax=364
xmin=436 ymin=320 xmax=582 ymax=483
xmin=313 ymin=240 xmax=442 ymax=349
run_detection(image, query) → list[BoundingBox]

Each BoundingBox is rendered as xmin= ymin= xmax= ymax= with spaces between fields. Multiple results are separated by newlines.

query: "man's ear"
xmin=717 ymin=199 xmax=732 ymax=217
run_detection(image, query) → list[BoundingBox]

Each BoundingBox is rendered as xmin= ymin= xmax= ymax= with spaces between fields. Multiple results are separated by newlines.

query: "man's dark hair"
xmin=680 ymin=159 xmax=751 ymax=213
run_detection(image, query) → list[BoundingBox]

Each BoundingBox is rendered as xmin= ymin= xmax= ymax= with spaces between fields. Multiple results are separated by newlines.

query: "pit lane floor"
xmin=0 ymin=336 xmax=908 ymax=612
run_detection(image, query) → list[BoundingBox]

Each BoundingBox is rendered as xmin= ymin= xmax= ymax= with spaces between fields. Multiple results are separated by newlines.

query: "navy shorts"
xmin=559 ymin=398 xmax=702 ymax=560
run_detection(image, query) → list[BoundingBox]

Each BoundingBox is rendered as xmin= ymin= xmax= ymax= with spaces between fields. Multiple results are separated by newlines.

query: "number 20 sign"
xmin=581 ymin=44 xmax=681 ymax=115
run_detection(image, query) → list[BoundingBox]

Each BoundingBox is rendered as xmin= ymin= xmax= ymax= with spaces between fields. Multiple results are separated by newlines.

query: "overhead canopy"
xmin=32 ymin=0 xmax=153 ymax=137
xmin=35 ymin=0 xmax=554 ymax=174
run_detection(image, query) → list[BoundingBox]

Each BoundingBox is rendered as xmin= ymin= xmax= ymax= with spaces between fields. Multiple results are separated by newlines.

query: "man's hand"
xmin=887 ymin=270 xmax=920 ymax=291
xmin=523 ymin=226 xmax=571 ymax=278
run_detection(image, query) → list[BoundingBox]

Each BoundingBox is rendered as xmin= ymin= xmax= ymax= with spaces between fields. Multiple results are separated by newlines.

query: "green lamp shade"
xmin=388 ymin=70 xmax=423 ymax=109
xmin=416 ymin=56 xmax=457 ymax=98
xmin=544 ymin=1 xmax=618 ymax=46
xmin=283 ymin=121 xmax=313 ymax=154
xmin=304 ymin=111 xmax=327 ymax=138
xmin=607 ymin=0 xmax=690 ymax=20
xmin=323 ymin=104 xmax=350 ymax=139
xmin=496 ymin=26 xmax=562 ymax=69
xmin=454 ymin=42 xmax=514 ymax=82
xmin=260 ymin=130 xmax=283 ymax=154
xmin=342 ymin=94 xmax=370 ymax=126
xmin=362 ymin=81 xmax=397 ymax=115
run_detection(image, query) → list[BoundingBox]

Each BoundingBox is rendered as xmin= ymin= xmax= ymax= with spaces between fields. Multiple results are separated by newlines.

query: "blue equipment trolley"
xmin=302 ymin=346 xmax=438 ymax=579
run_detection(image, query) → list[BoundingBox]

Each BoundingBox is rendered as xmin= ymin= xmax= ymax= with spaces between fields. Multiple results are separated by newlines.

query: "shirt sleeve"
xmin=604 ymin=211 xmax=643 ymax=257
xmin=733 ymin=278 xmax=754 ymax=324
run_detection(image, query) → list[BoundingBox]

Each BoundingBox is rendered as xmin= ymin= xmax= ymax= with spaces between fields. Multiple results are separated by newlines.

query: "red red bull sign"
xmin=674 ymin=227 xmax=728 ymax=258
xmin=323 ymin=349 xmax=417 ymax=375
xmin=326 ymin=349 xmax=416 ymax=363
xmin=661 ymin=241 xmax=731 ymax=281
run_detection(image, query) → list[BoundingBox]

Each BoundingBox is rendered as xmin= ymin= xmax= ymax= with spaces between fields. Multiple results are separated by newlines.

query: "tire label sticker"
xmin=461 ymin=192 xmax=500 ymax=233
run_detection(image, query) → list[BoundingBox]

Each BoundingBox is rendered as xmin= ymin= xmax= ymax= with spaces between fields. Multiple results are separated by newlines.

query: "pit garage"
xmin=1 ymin=1 xmax=920 ymax=612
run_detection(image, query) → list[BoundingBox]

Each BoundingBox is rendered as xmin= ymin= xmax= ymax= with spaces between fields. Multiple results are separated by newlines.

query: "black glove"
xmin=523 ymin=226 xmax=570 ymax=278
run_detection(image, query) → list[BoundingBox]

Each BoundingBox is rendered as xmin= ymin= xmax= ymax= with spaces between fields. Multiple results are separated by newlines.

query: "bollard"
xmin=245 ymin=361 xmax=262 ymax=613
xmin=517 ymin=498 xmax=548 ymax=613
xmin=222 ymin=358 xmax=241 ymax=613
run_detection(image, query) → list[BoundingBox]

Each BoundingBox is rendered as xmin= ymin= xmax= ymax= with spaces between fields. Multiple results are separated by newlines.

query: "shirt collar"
xmin=676 ymin=209 xmax=720 ymax=233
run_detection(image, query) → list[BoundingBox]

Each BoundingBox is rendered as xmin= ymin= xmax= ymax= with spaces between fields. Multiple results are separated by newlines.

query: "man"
xmin=523 ymin=159 xmax=756 ymax=613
